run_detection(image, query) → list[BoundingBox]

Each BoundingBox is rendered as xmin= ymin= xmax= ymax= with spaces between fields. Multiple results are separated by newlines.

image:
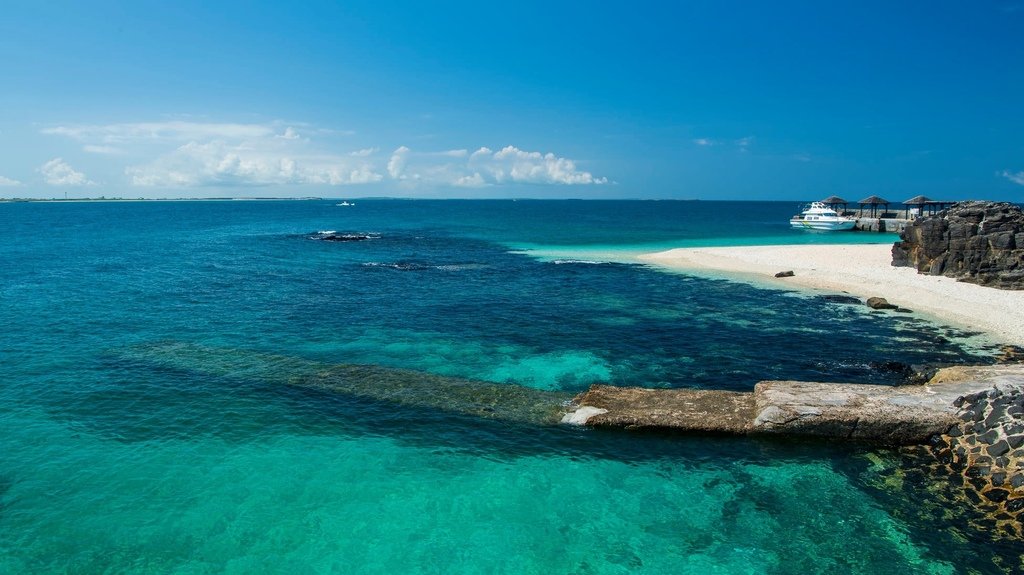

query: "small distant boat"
xmin=336 ymin=201 xmax=355 ymax=206
xmin=790 ymin=202 xmax=856 ymax=231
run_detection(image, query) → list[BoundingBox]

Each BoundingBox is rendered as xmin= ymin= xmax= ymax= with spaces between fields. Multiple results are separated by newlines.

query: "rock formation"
xmin=892 ymin=201 xmax=1024 ymax=289
xmin=564 ymin=365 xmax=1024 ymax=444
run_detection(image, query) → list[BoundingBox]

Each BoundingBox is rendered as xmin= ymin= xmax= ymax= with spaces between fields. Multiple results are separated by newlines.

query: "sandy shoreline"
xmin=638 ymin=243 xmax=1024 ymax=347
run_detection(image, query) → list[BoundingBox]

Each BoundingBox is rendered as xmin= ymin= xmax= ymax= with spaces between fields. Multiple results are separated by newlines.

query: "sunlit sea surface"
xmin=0 ymin=200 xmax=1017 ymax=573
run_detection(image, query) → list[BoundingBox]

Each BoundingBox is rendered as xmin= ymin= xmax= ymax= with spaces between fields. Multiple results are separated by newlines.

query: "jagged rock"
xmin=866 ymin=296 xmax=898 ymax=310
xmin=869 ymin=361 xmax=915 ymax=379
xmin=774 ymin=270 xmax=795 ymax=277
xmin=320 ymin=233 xmax=373 ymax=242
xmin=892 ymin=201 xmax=1024 ymax=289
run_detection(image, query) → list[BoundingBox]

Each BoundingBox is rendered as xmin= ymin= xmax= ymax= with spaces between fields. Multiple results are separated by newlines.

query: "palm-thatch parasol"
xmin=858 ymin=195 xmax=890 ymax=217
xmin=902 ymin=195 xmax=932 ymax=218
xmin=818 ymin=195 xmax=849 ymax=213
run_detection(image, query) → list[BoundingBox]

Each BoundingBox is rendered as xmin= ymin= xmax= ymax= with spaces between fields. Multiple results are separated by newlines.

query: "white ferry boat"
xmin=789 ymin=202 xmax=856 ymax=231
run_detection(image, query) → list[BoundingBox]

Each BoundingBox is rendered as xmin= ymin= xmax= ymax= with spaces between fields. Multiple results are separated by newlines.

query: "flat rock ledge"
xmin=565 ymin=364 xmax=1024 ymax=445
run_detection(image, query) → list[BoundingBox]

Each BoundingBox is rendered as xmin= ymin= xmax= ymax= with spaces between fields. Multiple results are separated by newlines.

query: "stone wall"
xmin=926 ymin=386 xmax=1024 ymax=538
xmin=891 ymin=201 xmax=1024 ymax=289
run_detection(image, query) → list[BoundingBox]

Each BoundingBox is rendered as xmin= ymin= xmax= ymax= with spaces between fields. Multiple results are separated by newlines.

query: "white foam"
xmin=551 ymin=259 xmax=609 ymax=265
xmin=560 ymin=406 xmax=609 ymax=425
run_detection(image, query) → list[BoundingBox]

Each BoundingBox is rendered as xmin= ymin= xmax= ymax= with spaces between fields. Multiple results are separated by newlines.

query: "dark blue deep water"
xmin=0 ymin=200 xmax=1016 ymax=573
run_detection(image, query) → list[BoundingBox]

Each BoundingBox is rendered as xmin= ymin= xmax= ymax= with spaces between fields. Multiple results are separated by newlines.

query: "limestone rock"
xmin=892 ymin=201 xmax=1024 ymax=289
xmin=750 ymin=380 xmax=960 ymax=443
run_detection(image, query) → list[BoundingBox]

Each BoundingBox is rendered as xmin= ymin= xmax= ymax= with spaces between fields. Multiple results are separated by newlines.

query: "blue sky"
xmin=1 ymin=0 xmax=1022 ymax=200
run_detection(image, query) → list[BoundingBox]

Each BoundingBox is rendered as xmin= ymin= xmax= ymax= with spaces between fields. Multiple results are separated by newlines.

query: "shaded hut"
xmin=858 ymin=195 xmax=891 ymax=218
xmin=819 ymin=195 xmax=850 ymax=214
xmin=903 ymin=195 xmax=932 ymax=218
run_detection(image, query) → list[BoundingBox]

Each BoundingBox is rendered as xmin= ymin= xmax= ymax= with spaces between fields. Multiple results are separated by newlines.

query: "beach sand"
xmin=639 ymin=244 xmax=1024 ymax=347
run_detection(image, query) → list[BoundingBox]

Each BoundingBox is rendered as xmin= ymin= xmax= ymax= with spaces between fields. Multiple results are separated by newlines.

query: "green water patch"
xmin=0 ymin=417 xmax=960 ymax=574
xmin=303 ymin=329 xmax=616 ymax=391
xmin=508 ymin=233 xmax=900 ymax=264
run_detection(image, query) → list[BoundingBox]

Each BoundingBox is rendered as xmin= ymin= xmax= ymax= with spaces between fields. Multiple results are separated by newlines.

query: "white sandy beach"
xmin=639 ymin=244 xmax=1024 ymax=347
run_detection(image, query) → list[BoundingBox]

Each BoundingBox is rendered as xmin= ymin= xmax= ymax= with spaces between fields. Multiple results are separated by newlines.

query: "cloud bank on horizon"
xmin=27 ymin=121 xmax=606 ymax=192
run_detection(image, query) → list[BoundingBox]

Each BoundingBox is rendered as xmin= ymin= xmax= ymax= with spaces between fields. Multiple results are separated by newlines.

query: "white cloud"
xmin=39 ymin=158 xmax=95 ymax=186
xmin=350 ymin=147 xmax=378 ymax=157
xmin=438 ymin=149 xmax=468 ymax=158
xmin=387 ymin=146 xmax=410 ymax=179
xmin=735 ymin=136 xmax=754 ymax=150
xmin=1001 ymin=170 xmax=1024 ymax=185
xmin=693 ymin=138 xmax=715 ymax=147
xmin=454 ymin=173 xmax=486 ymax=187
xmin=276 ymin=127 xmax=301 ymax=140
xmin=0 ymin=175 xmax=21 ymax=186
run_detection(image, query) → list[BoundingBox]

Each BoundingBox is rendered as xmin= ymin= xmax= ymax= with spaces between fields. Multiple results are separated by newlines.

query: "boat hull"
xmin=790 ymin=219 xmax=856 ymax=231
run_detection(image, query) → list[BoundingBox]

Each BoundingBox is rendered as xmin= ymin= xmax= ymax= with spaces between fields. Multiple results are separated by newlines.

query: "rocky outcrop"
xmin=892 ymin=201 xmax=1024 ymax=289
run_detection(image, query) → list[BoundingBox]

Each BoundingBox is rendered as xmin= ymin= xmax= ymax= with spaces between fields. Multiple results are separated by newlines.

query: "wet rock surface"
xmin=892 ymin=201 xmax=1024 ymax=289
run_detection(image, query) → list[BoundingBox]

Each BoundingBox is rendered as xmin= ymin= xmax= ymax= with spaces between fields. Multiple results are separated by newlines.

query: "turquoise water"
xmin=0 ymin=200 xmax=1016 ymax=573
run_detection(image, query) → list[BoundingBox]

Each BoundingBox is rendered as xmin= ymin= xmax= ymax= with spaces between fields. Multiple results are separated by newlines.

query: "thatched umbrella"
xmin=902 ymin=195 xmax=932 ymax=218
xmin=858 ymin=195 xmax=890 ymax=218
xmin=819 ymin=195 xmax=849 ymax=213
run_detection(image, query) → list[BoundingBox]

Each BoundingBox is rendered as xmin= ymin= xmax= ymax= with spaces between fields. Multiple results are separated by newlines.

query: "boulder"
xmin=774 ymin=270 xmax=795 ymax=278
xmin=866 ymin=296 xmax=898 ymax=310
xmin=892 ymin=201 xmax=1024 ymax=289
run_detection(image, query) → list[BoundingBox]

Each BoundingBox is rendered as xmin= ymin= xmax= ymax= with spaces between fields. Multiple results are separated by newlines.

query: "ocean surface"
xmin=0 ymin=199 xmax=1017 ymax=573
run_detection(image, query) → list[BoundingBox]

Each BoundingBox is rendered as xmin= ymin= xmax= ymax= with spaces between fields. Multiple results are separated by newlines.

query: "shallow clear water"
xmin=0 ymin=200 xmax=1016 ymax=573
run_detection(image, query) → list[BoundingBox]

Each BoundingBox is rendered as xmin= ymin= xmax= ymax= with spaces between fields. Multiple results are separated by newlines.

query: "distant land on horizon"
xmin=2 ymin=196 xmax=1015 ymax=205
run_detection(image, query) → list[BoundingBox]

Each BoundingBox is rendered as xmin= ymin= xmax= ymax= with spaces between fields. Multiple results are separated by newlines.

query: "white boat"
xmin=336 ymin=201 xmax=354 ymax=206
xmin=790 ymin=202 xmax=856 ymax=231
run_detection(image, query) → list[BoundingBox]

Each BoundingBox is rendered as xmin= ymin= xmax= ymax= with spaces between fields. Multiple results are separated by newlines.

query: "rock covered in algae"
xmin=118 ymin=342 xmax=573 ymax=426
